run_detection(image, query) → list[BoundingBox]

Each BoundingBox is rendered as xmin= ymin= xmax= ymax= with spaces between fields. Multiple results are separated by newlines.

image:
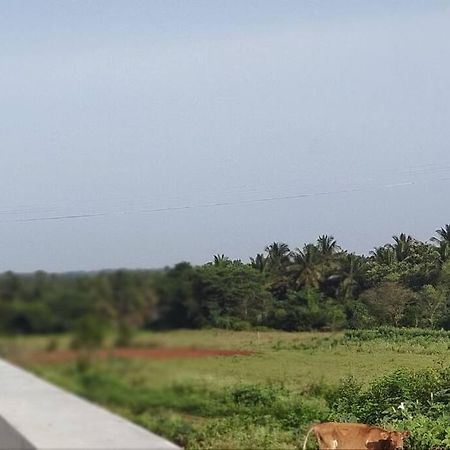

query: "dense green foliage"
xmin=1 ymin=225 xmax=450 ymax=335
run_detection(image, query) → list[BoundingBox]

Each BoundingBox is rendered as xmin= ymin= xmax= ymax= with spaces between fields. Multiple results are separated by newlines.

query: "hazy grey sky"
xmin=1 ymin=0 xmax=450 ymax=272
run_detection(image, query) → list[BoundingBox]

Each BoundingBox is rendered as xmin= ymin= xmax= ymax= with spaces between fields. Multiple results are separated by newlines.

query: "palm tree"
xmin=316 ymin=235 xmax=340 ymax=256
xmin=264 ymin=242 xmax=291 ymax=273
xmin=289 ymin=244 xmax=323 ymax=289
xmin=437 ymin=241 xmax=450 ymax=264
xmin=431 ymin=224 xmax=450 ymax=245
xmin=213 ymin=254 xmax=231 ymax=266
xmin=370 ymin=245 xmax=396 ymax=265
xmin=250 ymin=253 xmax=266 ymax=272
xmin=391 ymin=233 xmax=414 ymax=262
xmin=337 ymin=253 xmax=367 ymax=300
xmin=430 ymin=224 xmax=450 ymax=264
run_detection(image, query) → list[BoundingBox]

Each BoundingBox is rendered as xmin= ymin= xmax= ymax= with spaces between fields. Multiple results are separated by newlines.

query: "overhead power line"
xmin=0 ymin=174 xmax=448 ymax=225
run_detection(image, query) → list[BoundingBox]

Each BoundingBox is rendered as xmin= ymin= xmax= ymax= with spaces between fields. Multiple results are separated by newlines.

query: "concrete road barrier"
xmin=0 ymin=358 xmax=180 ymax=450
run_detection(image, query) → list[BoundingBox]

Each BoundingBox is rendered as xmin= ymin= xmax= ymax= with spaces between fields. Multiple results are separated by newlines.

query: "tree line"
xmin=1 ymin=224 xmax=450 ymax=340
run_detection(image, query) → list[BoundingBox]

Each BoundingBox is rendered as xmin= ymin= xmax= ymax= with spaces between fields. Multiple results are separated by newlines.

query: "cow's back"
xmin=312 ymin=422 xmax=387 ymax=449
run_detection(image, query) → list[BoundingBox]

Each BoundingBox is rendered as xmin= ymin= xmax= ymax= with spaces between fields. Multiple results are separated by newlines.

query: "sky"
xmin=1 ymin=0 xmax=450 ymax=272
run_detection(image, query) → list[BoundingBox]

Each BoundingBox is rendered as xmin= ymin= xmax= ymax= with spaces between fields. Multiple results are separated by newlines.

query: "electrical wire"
xmin=0 ymin=172 xmax=448 ymax=225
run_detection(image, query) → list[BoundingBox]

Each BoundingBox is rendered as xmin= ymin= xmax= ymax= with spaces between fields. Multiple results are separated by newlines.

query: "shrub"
xmin=231 ymin=384 xmax=282 ymax=407
xmin=136 ymin=412 xmax=195 ymax=448
xmin=71 ymin=315 xmax=107 ymax=350
xmin=391 ymin=415 xmax=450 ymax=450
xmin=324 ymin=367 xmax=450 ymax=449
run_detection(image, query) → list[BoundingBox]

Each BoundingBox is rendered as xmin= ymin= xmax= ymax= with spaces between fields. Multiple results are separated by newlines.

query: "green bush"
xmin=71 ymin=315 xmax=107 ymax=350
xmin=231 ymin=384 xmax=283 ymax=407
xmin=345 ymin=326 xmax=450 ymax=342
xmin=324 ymin=367 xmax=450 ymax=449
xmin=136 ymin=412 xmax=195 ymax=448
xmin=390 ymin=415 xmax=450 ymax=449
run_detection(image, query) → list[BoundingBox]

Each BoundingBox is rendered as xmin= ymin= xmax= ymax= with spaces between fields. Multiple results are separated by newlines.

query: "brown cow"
xmin=302 ymin=422 xmax=409 ymax=450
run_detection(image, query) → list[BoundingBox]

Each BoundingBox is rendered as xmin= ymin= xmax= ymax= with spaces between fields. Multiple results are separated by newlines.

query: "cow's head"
xmin=380 ymin=430 xmax=409 ymax=449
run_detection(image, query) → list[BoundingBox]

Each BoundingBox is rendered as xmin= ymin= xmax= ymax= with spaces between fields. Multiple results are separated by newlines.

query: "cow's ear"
xmin=402 ymin=431 xmax=410 ymax=438
xmin=380 ymin=431 xmax=389 ymax=440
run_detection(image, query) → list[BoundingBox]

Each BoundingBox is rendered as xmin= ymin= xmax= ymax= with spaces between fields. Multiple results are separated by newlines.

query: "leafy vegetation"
xmin=0 ymin=224 xmax=450 ymax=337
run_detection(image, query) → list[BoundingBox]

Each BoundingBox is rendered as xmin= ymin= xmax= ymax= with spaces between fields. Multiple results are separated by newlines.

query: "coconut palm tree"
xmin=430 ymin=225 xmax=450 ymax=264
xmin=391 ymin=233 xmax=414 ymax=262
xmin=250 ymin=253 xmax=266 ymax=272
xmin=289 ymin=244 xmax=323 ymax=289
xmin=370 ymin=245 xmax=396 ymax=265
xmin=436 ymin=241 xmax=450 ymax=264
xmin=264 ymin=242 xmax=291 ymax=273
xmin=213 ymin=254 xmax=231 ymax=266
xmin=337 ymin=253 xmax=367 ymax=300
xmin=431 ymin=224 xmax=450 ymax=245
xmin=316 ymin=235 xmax=340 ymax=256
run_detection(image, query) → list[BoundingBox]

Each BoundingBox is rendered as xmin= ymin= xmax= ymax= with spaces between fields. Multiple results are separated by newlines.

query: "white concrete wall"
xmin=0 ymin=358 xmax=180 ymax=450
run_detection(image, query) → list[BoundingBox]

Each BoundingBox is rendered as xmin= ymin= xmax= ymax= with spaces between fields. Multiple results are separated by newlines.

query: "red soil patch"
xmin=23 ymin=347 xmax=254 ymax=363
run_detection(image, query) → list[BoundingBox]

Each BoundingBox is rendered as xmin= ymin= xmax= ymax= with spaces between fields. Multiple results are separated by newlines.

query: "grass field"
xmin=2 ymin=328 xmax=450 ymax=449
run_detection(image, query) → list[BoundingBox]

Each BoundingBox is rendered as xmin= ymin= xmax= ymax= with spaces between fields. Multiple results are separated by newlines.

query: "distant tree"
xmin=360 ymin=282 xmax=417 ymax=326
xmin=336 ymin=253 xmax=368 ymax=300
xmin=316 ymin=235 xmax=340 ymax=256
xmin=71 ymin=314 xmax=107 ymax=350
xmin=417 ymin=285 xmax=447 ymax=328
xmin=391 ymin=233 xmax=415 ymax=262
xmin=289 ymin=244 xmax=323 ymax=290
xmin=194 ymin=261 xmax=271 ymax=328
xmin=439 ymin=261 xmax=450 ymax=288
xmin=266 ymin=289 xmax=346 ymax=331
xmin=250 ymin=253 xmax=266 ymax=273
xmin=213 ymin=254 xmax=231 ymax=266
xmin=370 ymin=246 xmax=396 ymax=265
xmin=4 ymin=223 xmax=450 ymax=335
xmin=264 ymin=242 xmax=291 ymax=273
xmin=108 ymin=270 xmax=157 ymax=345
xmin=431 ymin=225 xmax=450 ymax=264
xmin=262 ymin=242 xmax=292 ymax=301
xmin=436 ymin=242 xmax=450 ymax=264
xmin=399 ymin=241 xmax=442 ymax=289
xmin=0 ymin=271 xmax=21 ymax=301
xmin=154 ymin=262 xmax=201 ymax=328
xmin=368 ymin=240 xmax=440 ymax=289
xmin=431 ymin=224 xmax=450 ymax=245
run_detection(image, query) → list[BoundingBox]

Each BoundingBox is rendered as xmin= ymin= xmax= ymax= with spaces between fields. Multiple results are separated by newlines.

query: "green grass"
xmin=3 ymin=328 xmax=450 ymax=449
xmin=21 ymin=329 xmax=450 ymax=387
